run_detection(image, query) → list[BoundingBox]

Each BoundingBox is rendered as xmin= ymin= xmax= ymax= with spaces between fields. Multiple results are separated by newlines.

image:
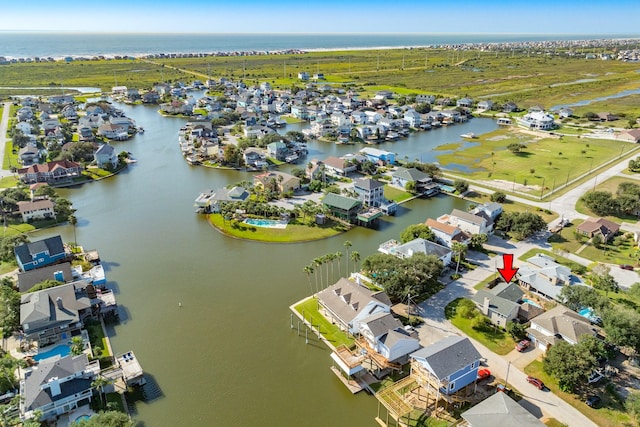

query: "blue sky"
xmin=3 ymin=0 xmax=640 ymax=34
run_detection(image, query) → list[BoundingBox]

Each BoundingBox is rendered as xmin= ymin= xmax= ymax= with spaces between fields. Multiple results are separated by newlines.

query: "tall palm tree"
xmin=350 ymin=251 xmax=360 ymax=274
xmin=322 ymin=254 xmax=331 ymax=288
xmin=452 ymin=242 xmax=467 ymax=277
xmin=313 ymin=257 xmax=323 ymax=289
xmin=344 ymin=241 xmax=352 ymax=273
xmin=68 ymin=214 xmax=78 ymax=248
xmin=327 ymin=252 xmax=337 ymax=282
xmin=303 ymin=265 xmax=314 ymax=295
xmin=91 ymin=375 xmax=113 ymax=409
xmin=335 ymin=251 xmax=343 ymax=277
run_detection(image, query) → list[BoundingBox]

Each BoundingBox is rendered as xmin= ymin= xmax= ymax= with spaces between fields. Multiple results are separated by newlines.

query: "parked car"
xmin=588 ymin=369 xmax=604 ymax=384
xmin=477 ymin=368 xmax=491 ymax=381
xmin=619 ymin=264 xmax=634 ymax=271
xmin=516 ymin=339 xmax=531 ymax=352
xmin=526 ymin=376 xmax=545 ymax=390
xmin=585 ymin=395 xmax=601 ymax=408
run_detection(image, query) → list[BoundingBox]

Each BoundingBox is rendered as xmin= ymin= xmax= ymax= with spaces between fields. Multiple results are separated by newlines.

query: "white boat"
xmin=460 ymin=132 xmax=477 ymax=139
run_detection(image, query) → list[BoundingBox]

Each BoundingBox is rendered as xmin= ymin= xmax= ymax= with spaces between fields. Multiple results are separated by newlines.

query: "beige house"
xmin=17 ymin=199 xmax=55 ymax=222
xmin=253 ymin=171 xmax=300 ymax=194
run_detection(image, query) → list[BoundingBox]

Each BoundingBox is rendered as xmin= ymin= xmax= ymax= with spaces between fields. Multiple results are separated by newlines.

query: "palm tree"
xmin=68 ymin=214 xmax=78 ymax=248
xmin=344 ymin=241 xmax=352 ymax=273
xmin=350 ymin=251 xmax=360 ymax=274
xmin=452 ymin=242 xmax=467 ymax=277
xmin=313 ymin=257 xmax=324 ymax=289
xmin=326 ymin=253 xmax=336 ymax=282
xmin=91 ymin=375 xmax=113 ymax=409
xmin=303 ymin=265 xmax=314 ymax=295
xmin=322 ymin=254 xmax=331 ymax=288
xmin=335 ymin=251 xmax=343 ymax=277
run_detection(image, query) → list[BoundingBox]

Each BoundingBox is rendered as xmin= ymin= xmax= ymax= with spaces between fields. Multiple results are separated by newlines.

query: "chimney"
xmin=56 ymin=297 xmax=63 ymax=310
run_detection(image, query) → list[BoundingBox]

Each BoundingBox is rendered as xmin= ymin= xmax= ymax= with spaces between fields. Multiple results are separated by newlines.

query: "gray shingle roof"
xmin=20 ymin=283 xmax=91 ymax=335
xmin=317 ymin=278 xmax=391 ymax=325
xmin=361 ymin=312 xmax=403 ymax=338
xmin=17 ymin=262 xmax=73 ymax=293
xmin=354 ymin=178 xmax=384 ymax=190
xmin=395 ymin=238 xmax=451 ymax=260
xmin=392 ymin=167 xmax=429 ymax=182
xmin=461 ymin=392 xmax=545 ymax=427
xmin=14 ymin=236 xmax=65 ymax=267
xmin=411 ymin=336 xmax=481 ymax=379
xmin=490 ymin=282 xmax=524 ymax=303
xmin=450 ymin=209 xmax=486 ymax=226
xmin=530 ymin=305 xmax=598 ymax=343
xmin=472 ymin=290 xmax=520 ymax=317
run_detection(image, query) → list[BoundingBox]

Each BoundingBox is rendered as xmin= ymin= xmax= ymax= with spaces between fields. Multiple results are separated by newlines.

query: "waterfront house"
xmin=415 ymin=94 xmax=435 ymax=104
xmin=502 ymin=102 xmax=519 ymax=113
xmin=558 ymin=108 xmax=574 ymax=119
xmin=20 ymin=354 xmax=99 ymax=422
xmin=195 ymin=186 xmax=250 ymax=213
xmin=17 ymin=160 xmax=83 ymax=185
xmin=410 ymin=336 xmax=482 ymax=396
xmin=322 ymin=193 xmax=362 ymax=223
xmin=516 ymin=253 xmax=577 ymax=300
xmin=95 ymin=143 xmax=118 ymax=169
xmin=353 ymin=178 xmax=385 ymax=208
xmin=20 ymin=282 xmax=91 ymax=346
xmin=576 ymin=217 xmax=620 ymax=241
xmin=360 ymin=147 xmax=395 ymax=165
xmin=18 ymin=144 xmax=40 ymax=166
xmin=253 ymin=171 xmax=300 ymax=194
xmin=471 ymin=282 xmax=523 ymax=328
xmin=15 ymin=235 xmax=68 ymax=272
xmin=323 ymin=156 xmax=357 ymax=177
xmin=243 ymin=148 xmax=268 ymax=169
xmin=517 ymin=111 xmax=555 ymax=130
xmin=437 ymin=209 xmax=493 ymax=235
xmin=424 ymin=218 xmax=470 ymax=248
xmin=378 ymin=238 xmax=451 ymax=266
xmin=471 ymin=203 xmax=503 ymax=222
xmin=526 ymin=305 xmax=599 ymax=352
xmin=403 ymin=109 xmax=422 ymax=128
xmin=142 ymin=90 xmax=161 ymax=104
xmin=316 ymin=277 xmax=392 ymax=334
xmin=16 ymin=199 xmax=55 ymax=223
xmin=266 ymin=140 xmax=288 ymax=161
xmin=392 ymin=167 xmax=440 ymax=196
xmin=477 ymin=100 xmax=493 ymax=111
xmin=456 ymin=98 xmax=474 ymax=108
xmin=17 ymin=262 xmax=74 ymax=293
xmin=461 ymin=392 xmax=545 ymax=427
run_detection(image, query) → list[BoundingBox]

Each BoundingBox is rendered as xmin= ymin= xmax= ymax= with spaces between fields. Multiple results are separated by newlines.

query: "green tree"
xmin=0 ymin=234 xmax=28 ymax=263
xmin=91 ymin=376 xmax=113 ymax=409
xmin=75 ymin=411 xmax=137 ymax=427
xmin=506 ymin=321 xmax=527 ymax=340
xmin=543 ymin=339 xmax=597 ymax=392
xmin=496 ymin=211 xmax=546 ymax=240
xmin=580 ymin=191 xmax=618 ymax=216
xmin=414 ymin=103 xmax=431 ymax=114
xmin=469 ymin=233 xmax=488 ymax=250
xmin=405 ymin=181 xmax=416 ymax=193
xmin=343 ymin=241 xmax=352 ymax=274
xmin=626 ymin=391 xmax=640 ymax=424
xmin=456 ymin=299 xmax=477 ymax=319
xmin=453 ymin=179 xmax=469 ymax=194
xmin=71 ymin=336 xmax=84 ymax=356
xmin=69 ymin=214 xmax=78 ymax=246
xmin=590 ymin=264 xmax=619 ymax=296
xmin=490 ymin=191 xmax=507 ymax=203
xmin=558 ymin=285 xmax=609 ymax=313
xmin=602 ymin=306 xmax=640 ymax=355
xmin=0 ymin=279 xmax=20 ymax=337
xmin=350 ymin=251 xmax=360 ymax=274
xmin=399 ymin=224 xmax=435 ymax=244
xmin=507 ymin=143 xmax=525 ymax=153
xmin=451 ymin=242 xmax=467 ymax=277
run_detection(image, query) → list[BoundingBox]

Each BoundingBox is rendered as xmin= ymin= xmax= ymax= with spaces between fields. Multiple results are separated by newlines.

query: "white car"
xmin=588 ymin=369 xmax=604 ymax=384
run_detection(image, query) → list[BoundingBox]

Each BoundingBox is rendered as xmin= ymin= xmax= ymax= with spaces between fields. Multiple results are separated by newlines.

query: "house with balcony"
xmin=526 ymin=305 xmax=599 ymax=352
xmin=437 ymin=209 xmax=493 ymax=235
xmin=16 ymin=199 xmax=55 ymax=223
xmin=316 ymin=278 xmax=392 ymax=334
xmin=17 ymin=160 xmax=83 ymax=185
xmin=322 ymin=193 xmax=362 ymax=223
xmin=323 ymin=156 xmax=357 ymax=177
xmin=424 ymin=218 xmax=470 ymax=248
xmin=15 ymin=235 xmax=68 ymax=272
xmin=253 ymin=171 xmax=300 ymax=194
xmin=95 ymin=143 xmax=118 ymax=169
xmin=411 ymin=336 xmax=482 ymax=396
xmin=392 ymin=168 xmax=440 ymax=196
xmin=20 ymin=354 xmax=100 ymax=422
xmin=20 ymin=282 xmax=91 ymax=346
xmin=517 ymin=111 xmax=556 ymax=130
xmin=360 ymin=147 xmax=395 ymax=165
xmin=353 ymin=178 xmax=385 ymax=207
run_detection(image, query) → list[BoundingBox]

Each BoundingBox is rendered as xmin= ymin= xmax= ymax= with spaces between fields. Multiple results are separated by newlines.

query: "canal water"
xmin=33 ymin=103 xmax=496 ymax=426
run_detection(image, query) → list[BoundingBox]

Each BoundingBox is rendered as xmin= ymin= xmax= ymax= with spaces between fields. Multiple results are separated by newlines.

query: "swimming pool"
xmin=33 ymin=344 xmax=71 ymax=362
xmin=522 ymin=298 xmax=542 ymax=308
xmin=579 ymin=307 xmax=602 ymax=324
xmin=72 ymin=414 xmax=92 ymax=425
xmin=243 ymin=218 xmax=288 ymax=229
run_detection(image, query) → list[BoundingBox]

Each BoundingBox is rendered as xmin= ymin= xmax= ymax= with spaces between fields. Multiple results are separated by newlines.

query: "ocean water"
xmin=1 ymin=32 xmax=638 ymax=59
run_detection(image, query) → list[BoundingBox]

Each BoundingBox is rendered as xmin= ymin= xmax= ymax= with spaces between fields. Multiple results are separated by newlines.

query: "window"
xmin=449 ymin=381 xmax=455 ymax=391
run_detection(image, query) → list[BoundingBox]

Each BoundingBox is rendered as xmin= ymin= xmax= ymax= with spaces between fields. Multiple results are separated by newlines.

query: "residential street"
xmin=414 ymin=234 xmax=598 ymax=427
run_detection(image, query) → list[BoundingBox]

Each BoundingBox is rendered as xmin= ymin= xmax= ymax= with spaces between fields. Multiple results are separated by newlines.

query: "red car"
xmin=515 ymin=339 xmax=530 ymax=352
xmin=527 ymin=376 xmax=545 ymax=390
xmin=620 ymin=264 xmax=634 ymax=271
xmin=477 ymin=368 xmax=491 ymax=381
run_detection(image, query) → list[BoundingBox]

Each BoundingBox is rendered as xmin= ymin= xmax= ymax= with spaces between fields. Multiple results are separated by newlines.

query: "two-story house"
xmin=353 ymin=178 xmax=385 ymax=208
xmin=411 ymin=336 xmax=482 ymax=396
xmin=392 ymin=168 xmax=440 ymax=196
xmin=437 ymin=209 xmax=493 ymax=235
xmin=526 ymin=305 xmax=599 ymax=352
xmin=471 ymin=282 xmax=524 ymax=328
xmin=378 ymin=238 xmax=451 ymax=266
xmin=15 ymin=236 xmax=67 ymax=272
xmin=16 ymin=199 xmax=55 ymax=223
xmin=425 ymin=218 xmax=470 ymax=248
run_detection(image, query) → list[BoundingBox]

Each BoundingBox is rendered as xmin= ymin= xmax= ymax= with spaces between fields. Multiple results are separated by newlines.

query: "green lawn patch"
xmin=384 ymin=185 xmax=414 ymax=203
xmin=525 ymin=360 xmax=632 ymax=427
xmin=84 ymin=319 xmax=110 ymax=357
xmin=3 ymin=141 xmax=20 ymax=170
xmin=0 ymin=176 xmax=18 ymax=189
xmin=0 ymin=262 xmax=17 ymax=275
xmin=445 ymin=298 xmax=515 ymax=355
xmin=209 ymin=213 xmax=347 ymax=242
xmin=281 ymin=115 xmax=305 ymax=124
xmin=544 ymin=419 xmax=567 ymax=427
xmin=293 ymin=297 xmax=354 ymax=348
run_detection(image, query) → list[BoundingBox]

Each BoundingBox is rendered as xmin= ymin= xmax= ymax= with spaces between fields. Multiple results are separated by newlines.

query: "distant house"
xmin=18 ymin=144 xmax=40 ymax=166
xmin=437 ymin=209 xmax=493 ymax=235
xmin=403 ymin=109 xmax=422 ymax=128
xmin=195 ymin=186 xmax=250 ymax=213
xmin=378 ymin=238 xmax=451 ymax=265
xmin=322 ymin=193 xmax=362 ymax=223
xmin=558 ymin=108 xmax=574 ymax=119
xmin=360 ymin=147 xmax=395 ymax=165
xmin=425 ymin=218 xmax=470 ymax=248
xmin=410 ymin=336 xmax=482 ymax=395
xmin=392 ymin=167 xmax=440 ymax=195
xmin=95 ymin=143 xmax=118 ymax=169
xmin=16 ymin=199 xmax=55 ymax=223
xmin=576 ymin=217 xmax=620 ymax=242
xmin=597 ymin=112 xmax=618 ymax=122
xmin=17 ymin=160 xmax=83 ymax=184
xmin=253 ymin=171 xmax=300 ymax=194
xmin=477 ymin=100 xmax=493 ymax=111
xmin=517 ymin=111 xmax=555 ymax=130
xmin=517 ymin=253 xmax=577 ymax=300
xmin=526 ymin=305 xmax=599 ymax=352
xmin=323 ymin=156 xmax=357 ymax=177
xmin=20 ymin=282 xmax=91 ymax=345
xmin=266 ymin=140 xmax=288 ymax=161
xmin=502 ymin=102 xmax=519 ymax=113
xmin=618 ymin=129 xmax=640 ymax=143
xmin=317 ymin=277 xmax=392 ymax=334
xmin=20 ymin=354 xmax=99 ymax=422
xmin=415 ymin=94 xmax=435 ymax=104
xmin=472 ymin=282 xmax=523 ymax=328
xmin=471 ymin=202 xmax=503 ymax=222
xmin=97 ymin=122 xmax=128 ymax=140
xmin=353 ymin=178 xmax=385 ymax=208
xmin=461 ymin=392 xmax=545 ymax=427
xmin=142 ymin=91 xmax=161 ymax=104
xmin=297 ymin=72 xmax=309 ymax=81
xmin=15 ymin=235 xmax=67 ymax=272
xmin=456 ymin=97 xmax=474 ymax=108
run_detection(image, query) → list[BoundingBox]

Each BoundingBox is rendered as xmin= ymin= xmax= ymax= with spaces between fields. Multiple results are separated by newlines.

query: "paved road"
xmin=0 ymin=101 xmax=15 ymax=178
xmin=413 ymin=234 xmax=598 ymax=427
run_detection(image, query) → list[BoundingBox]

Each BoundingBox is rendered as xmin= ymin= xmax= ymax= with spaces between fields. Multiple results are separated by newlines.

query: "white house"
xmin=17 ymin=199 xmax=55 ymax=222
xmin=379 ymin=238 xmax=452 ymax=266
xmin=95 ymin=143 xmax=118 ymax=169
xmin=358 ymin=312 xmax=421 ymax=364
xmin=403 ymin=109 xmax=422 ymax=127
xmin=437 ymin=209 xmax=493 ymax=235
xmin=518 ymin=111 xmax=555 ymax=130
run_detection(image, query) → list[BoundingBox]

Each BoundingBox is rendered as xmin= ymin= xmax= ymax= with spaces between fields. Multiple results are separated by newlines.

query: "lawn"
xmin=84 ymin=319 xmax=111 ymax=357
xmin=384 ymin=185 xmax=414 ymax=203
xmin=445 ymin=298 xmax=515 ymax=355
xmin=3 ymin=141 xmax=20 ymax=170
xmin=0 ymin=176 xmax=18 ymax=189
xmin=525 ymin=360 xmax=632 ymax=427
xmin=293 ymin=297 xmax=354 ymax=348
xmin=436 ymin=128 xmax=638 ymax=197
xmin=575 ymin=175 xmax=640 ymax=224
xmin=208 ymin=213 xmax=348 ymax=242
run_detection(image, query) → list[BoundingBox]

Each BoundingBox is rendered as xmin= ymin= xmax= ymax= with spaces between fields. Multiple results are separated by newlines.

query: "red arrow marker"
xmin=497 ymin=254 xmax=519 ymax=283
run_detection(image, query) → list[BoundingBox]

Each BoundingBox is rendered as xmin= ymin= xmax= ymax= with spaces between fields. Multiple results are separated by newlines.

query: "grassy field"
xmin=293 ymin=297 xmax=354 ymax=348
xmin=445 ymin=298 xmax=515 ymax=355
xmin=437 ymin=127 xmax=638 ymax=195
xmin=208 ymin=213 xmax=348 ymax=242
xmin=3 ymin=141 xmax=20 ymax=170
xmin=575 ymin=175 xmax=640 ymax=224
xmin=384 ymin=185 xmax=414 ymax=203
xmin=525 ymin=360 xmax=632 ymax=427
